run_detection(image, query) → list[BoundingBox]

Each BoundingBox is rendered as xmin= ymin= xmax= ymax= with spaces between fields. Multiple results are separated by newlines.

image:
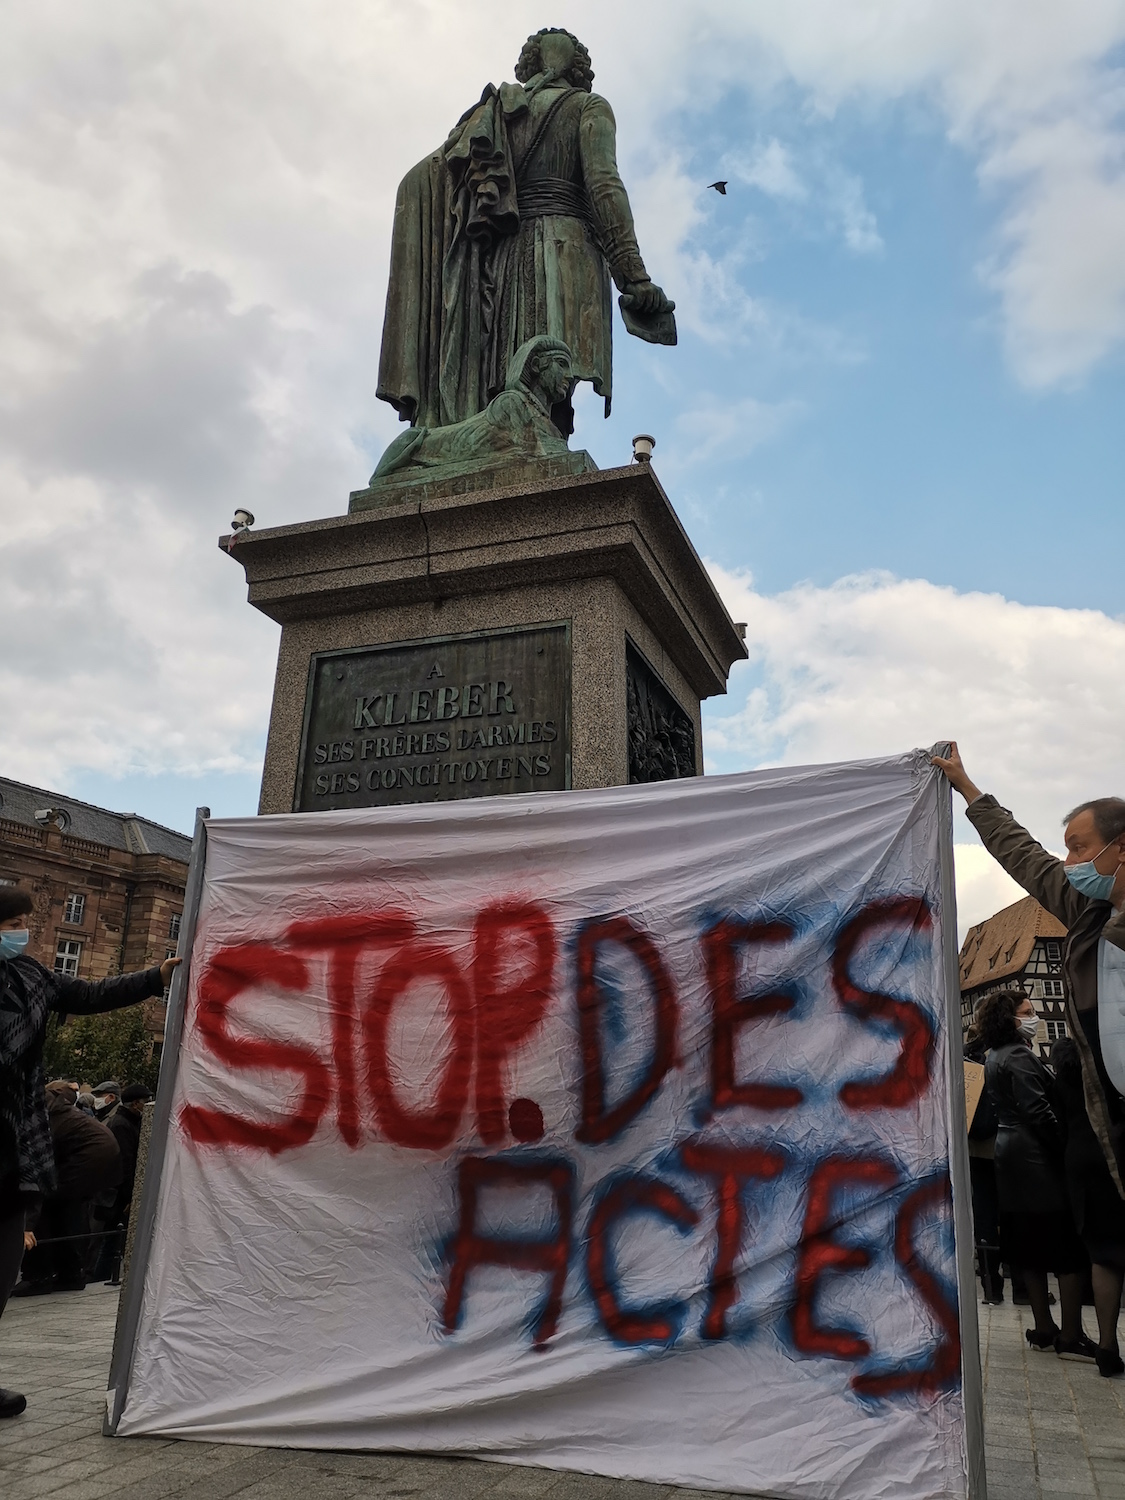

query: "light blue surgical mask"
xmin=0 ymin=929 xmax=29 ymax=959
xmin=1018 ymin=1013 xmax=1040 ymax=1042
xmin=1065 ymin=842 xmax=1122 ymax=902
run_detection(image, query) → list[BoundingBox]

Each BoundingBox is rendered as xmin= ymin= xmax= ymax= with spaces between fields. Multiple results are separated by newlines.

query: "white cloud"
xmin=736 ymin=139 xmax=808 ymax=202
xmin=952 ymin=845 xmax=1028 ymax=940
xmin=728 ymin=138 xmax=884 ymax=256
xmin=830 ymin=170 xmax=884 ymax=255
xmin=674 ymin=395 xmax=804 ymax=463
xmin=702 ymin=565 xmax=1125 ymax=934
xmin=694 ymin=0 xmax=1125 ymax=384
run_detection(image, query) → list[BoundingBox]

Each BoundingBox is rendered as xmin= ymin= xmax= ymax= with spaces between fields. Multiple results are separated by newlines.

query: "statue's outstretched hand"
xmin=623 ymin=280 xmax=675 ymax=315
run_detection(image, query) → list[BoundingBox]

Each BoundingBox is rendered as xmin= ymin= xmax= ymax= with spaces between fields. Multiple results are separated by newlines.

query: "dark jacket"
xmin=108 ymin=1106 xmax=142 ymax=1203
xmin=965 ymin=1038 xmax=999 ymax=1145
xmin=985 ymin=1039 xmax=1067 ymax=1213
xmin=47 ymin=1092 xmax=121 ymax=1202
xmin=967 ymin=794 xmax=1125 ymax=1194
xmin=0 ymin=955 xmax=164 ymax=1202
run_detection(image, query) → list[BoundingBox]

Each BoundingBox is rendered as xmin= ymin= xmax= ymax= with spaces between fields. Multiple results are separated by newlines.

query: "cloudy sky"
xmin=2 ymin=1 xmax=1123 ymax=936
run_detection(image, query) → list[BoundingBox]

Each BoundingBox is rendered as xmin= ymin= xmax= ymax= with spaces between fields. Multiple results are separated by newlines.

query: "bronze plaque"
xmin=294 ymin=625 xmax=571 ymax=811
xmin=626 ymin=639 xmax=697 ymax=783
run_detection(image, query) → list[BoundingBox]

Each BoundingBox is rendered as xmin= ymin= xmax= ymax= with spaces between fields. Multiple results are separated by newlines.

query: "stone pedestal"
xmin=226 ymin=463 xmax=746 ymax=816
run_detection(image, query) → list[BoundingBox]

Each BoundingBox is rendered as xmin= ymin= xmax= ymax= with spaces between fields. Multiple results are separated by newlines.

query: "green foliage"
xmin=42 ymin=1007 xmax=159 ymax=1092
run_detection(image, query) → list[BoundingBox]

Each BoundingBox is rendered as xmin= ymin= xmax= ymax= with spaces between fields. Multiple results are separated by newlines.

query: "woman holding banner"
xmin=0 ymin=886 xmax=179 ymax=1419
xmin=979 ymin=986 xmax=1095 ymax=1361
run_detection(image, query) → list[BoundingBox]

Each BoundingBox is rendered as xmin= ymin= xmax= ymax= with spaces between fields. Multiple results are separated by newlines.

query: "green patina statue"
xmin=367 ymin=336 xmax=584 ymax=493
xmin=376 ymin=26 xmax=676 ymax=442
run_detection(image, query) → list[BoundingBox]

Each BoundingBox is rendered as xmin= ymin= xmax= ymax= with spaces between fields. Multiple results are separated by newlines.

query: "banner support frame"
xmin=935 ymin=755 xmax=988 ymax=1500
xmin=104 ymin=805 xmax=210 ymax=1436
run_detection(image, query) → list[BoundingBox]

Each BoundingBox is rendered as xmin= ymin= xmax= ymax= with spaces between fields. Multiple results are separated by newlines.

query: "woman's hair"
xmin=1050 ymin=1034 xmax=1083 ymax=1092
xmin=514 ymin=29 xmax=594 ymax=92
xmin=973 ymin=986 xmax=1027 ymax=1050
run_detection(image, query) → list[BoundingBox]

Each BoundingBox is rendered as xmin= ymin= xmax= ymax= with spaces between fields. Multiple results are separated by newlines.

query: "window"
xmin=168 ymin=912 xmax=182 ymax=941
xmin=166 ymin=947 xmax=178 ymax=961
xmin=1045 ymin=1019 xmax=1068 ymax=1041
xmin=1043 ymin=980 xmax=1064 ymax=999
xmin=1045 ymin=941 xmax=1062 ymax=961
xmin=63 ymin=892 xmax=85 ymax=926
xmin=54 ymin=939 xmax=82 ymax=977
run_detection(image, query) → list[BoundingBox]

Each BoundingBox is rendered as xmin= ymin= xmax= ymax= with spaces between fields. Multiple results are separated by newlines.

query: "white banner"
xmin=116 ymin=754 xmax=977 ymax=1500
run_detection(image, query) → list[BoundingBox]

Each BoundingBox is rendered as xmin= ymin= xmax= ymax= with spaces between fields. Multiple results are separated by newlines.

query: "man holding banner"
xmin=932 ymin=744 xmax=1125 ymax=1198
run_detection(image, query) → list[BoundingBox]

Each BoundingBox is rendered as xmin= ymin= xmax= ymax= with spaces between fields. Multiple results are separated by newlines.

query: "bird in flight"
xmin=707 ymin=180 xmax=728 ymax=195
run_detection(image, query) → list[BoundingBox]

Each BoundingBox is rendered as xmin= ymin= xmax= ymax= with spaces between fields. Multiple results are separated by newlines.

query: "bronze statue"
xmin=376 ymin=27 xmax=676 ymax=439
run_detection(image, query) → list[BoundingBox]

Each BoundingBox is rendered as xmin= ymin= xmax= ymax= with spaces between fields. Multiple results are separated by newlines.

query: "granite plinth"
xmin=224 ymin=464 xmax=746 ymax=815
xmin=349 ymin=449 xmax=598 ymax=510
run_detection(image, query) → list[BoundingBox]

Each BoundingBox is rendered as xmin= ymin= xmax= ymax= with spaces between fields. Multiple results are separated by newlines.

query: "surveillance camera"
xmin=230 ymin=509 xmax=255 ymax=532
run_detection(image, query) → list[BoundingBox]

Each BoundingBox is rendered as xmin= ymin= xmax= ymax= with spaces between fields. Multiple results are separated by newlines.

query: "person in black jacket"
xmin=965 ymin=1010 xmax=1005 ymax=1303
xmin=1051 ymin=1036 xmax=1125 ymax=1376
xmin=13 ymin=1083 xmax=121 ymax=1295
xmin=0 ymin=885 xmax=179 ymax=1420
xmin=87 ymin=1082 xmax=152 ymax=1281
xmin=980 ymin=986 xmax=1095 ymax=1361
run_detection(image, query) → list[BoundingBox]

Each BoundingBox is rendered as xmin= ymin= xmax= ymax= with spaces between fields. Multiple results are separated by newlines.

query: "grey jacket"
xmin=967 ymin=794 xmax=1125 ymax=1194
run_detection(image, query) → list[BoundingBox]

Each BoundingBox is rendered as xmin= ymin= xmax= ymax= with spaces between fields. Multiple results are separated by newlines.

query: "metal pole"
xmin=934 ymin=751 xmax=987 ymax=1500
xmin=104 ymin=805 xmax=209 ymax=1436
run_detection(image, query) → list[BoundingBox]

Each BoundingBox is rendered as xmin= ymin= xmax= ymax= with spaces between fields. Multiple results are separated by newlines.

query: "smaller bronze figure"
xmin=368 ymin=336 xmax=578 ymax=490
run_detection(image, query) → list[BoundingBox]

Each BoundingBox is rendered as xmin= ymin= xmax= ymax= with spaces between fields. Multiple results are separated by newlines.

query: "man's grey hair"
xmin=1064 ymin=797 xmax=1125 ymax=842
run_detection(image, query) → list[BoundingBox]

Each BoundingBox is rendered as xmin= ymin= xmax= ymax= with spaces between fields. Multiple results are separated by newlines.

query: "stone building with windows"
xmin=0 ymin=776 xmax=191 ymax=1057
xmin=959 ymin=894 xmax=1069 ymax=1058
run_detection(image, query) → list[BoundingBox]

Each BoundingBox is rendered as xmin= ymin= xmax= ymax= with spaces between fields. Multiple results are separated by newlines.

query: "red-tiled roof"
xmin=959 ymin=895 xmax=1066 ymax=992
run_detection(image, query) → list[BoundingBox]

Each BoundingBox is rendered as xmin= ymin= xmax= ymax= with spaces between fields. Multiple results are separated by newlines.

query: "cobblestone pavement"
xmin=2 ymin=1281 xmax=1125 ymax=1499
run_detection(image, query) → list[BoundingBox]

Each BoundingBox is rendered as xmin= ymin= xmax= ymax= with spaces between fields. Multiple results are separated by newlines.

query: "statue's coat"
xmin=377 ymin=79 xmax=656 ymax=431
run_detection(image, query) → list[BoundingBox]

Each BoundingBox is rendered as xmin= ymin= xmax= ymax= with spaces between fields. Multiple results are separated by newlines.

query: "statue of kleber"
xmin=376 ymin=27 xmax=675 ymax=445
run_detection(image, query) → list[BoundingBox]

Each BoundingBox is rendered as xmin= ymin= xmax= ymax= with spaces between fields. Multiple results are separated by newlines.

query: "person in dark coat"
xmin=965 ymin=1011 xmax=1005 ymax=1303
xmin=14 ymin=1083 xmax=121 ymax=1294
xmin=980 ymin=986 xmax=1095 ymax=1360
xmin=108 ymin=1084 xmax=149 ymax=1211
xmin=88 ymin=1083 xmax=152 ymax=1281
xmin=0 ymin=885 xmax=179 ymax=1420
xmin=1051 ymin=1036 xmax=1125 ymax=1375
xmin=91 ymin=1080 xmax=121 ymax=1124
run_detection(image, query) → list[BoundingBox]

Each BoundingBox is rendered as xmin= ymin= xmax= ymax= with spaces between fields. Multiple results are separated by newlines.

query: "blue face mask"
xmin=0 ymin=929 xmax=29 ymax=959
xmin=1065 ymin=842 xmax=1122 ymax=901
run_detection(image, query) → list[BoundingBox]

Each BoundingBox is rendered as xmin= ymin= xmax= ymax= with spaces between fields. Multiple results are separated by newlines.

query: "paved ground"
xmin=2 ymin=1282 xmax=1125 ymax=1499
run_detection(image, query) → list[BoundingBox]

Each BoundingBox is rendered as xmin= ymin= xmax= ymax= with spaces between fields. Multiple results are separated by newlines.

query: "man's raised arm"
xmin=932 ymin=741 xmax=1087 ymax=929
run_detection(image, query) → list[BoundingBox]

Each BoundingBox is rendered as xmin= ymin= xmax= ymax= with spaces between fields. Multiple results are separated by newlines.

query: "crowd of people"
xmin=0 ymin=883 xmax=177 ymax=1420
xmin=11 ymin=1076 xmax=152 ymax=1298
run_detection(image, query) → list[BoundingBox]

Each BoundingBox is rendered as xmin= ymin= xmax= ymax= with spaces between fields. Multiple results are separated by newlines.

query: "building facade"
xmin=959 ymin=894 xmax=1069 ymax=1058
xmin=0 ymin=777 xmax=192 ymax=1056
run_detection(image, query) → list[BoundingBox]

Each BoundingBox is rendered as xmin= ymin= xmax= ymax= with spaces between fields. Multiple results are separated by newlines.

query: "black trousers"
xmin=0 ymin=1205 xmax=26 ymax=1320
xmin=19 ymin=1199 xmax=88 ymax=1285
xmin=970 ymin=1156 xmax=1005 ymax=1299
